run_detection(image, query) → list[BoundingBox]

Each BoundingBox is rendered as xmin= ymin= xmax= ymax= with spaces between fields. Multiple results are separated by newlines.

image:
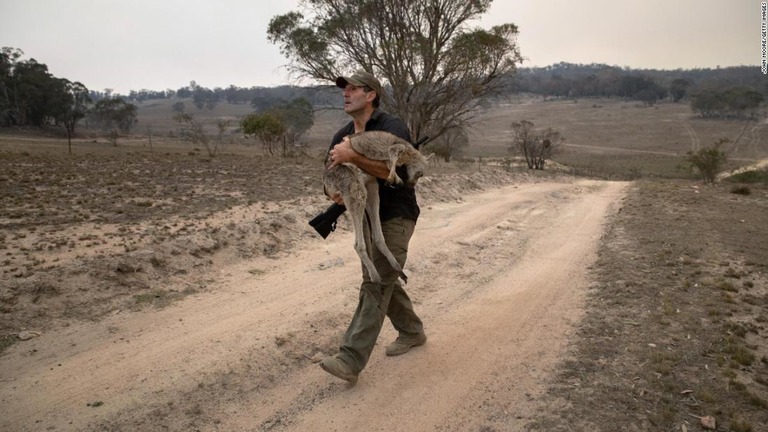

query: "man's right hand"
xmin=330 ymin=192 xmax=345 ymax=205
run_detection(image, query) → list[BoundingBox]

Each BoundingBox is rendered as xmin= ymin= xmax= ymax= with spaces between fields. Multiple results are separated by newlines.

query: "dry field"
xmin=1 ymin=97 xmax=767 ymax=431
xmin=473 ymin=96 xmax=767 ymax=178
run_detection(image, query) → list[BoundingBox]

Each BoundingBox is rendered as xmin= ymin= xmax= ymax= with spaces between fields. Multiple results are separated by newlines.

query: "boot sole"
xmin=320 ymin=361 xmax=358 ymax=384
xmin=385 ymin=336 xmax=427 ymax=356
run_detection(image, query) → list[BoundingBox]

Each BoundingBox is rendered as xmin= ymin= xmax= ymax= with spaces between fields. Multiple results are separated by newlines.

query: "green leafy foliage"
xmin=686 ymin=138 xmax=728 ymax=183
xmin=691 ymin=87 xmax=764 ymax=119
xmin=1 ymin=47 xmax=92 ymax=131
xmin=669 ymin=78 xmax=691 ymax=102
xmin=241 ymin=97 xmax=314 ymax=156
xmin=240 ymin=112 xmax=287 ymax=156
xmin=87 ymin=98 xmax=138 ymax=139
xmin=269 ymin=98 xmax=314 ymax=155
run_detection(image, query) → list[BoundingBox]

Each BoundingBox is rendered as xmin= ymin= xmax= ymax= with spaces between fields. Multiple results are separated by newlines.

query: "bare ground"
xmin=530 ymin=179 xmax=768 ymax=432
xmin=2 ymin=142 xmax=767 ymax=431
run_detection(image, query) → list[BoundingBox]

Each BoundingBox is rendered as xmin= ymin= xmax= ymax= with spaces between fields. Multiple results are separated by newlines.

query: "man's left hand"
xmin=328 ymin=137 xmax=357 ymax=168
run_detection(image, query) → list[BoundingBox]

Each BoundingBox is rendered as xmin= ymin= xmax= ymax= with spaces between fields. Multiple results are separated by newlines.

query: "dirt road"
xmin=0 ymin=179 xmax=627 ymax=431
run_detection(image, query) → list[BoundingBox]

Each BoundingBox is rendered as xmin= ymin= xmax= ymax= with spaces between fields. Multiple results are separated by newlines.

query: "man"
xmin=321 ymin=69 xmax=427 ymax=383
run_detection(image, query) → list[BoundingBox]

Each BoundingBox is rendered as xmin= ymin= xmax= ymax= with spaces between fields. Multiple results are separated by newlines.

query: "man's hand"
xmin=330 ymin=192 xmax=345 ymax=205
xmin=328 ymin=137 xmax=357 ymax=168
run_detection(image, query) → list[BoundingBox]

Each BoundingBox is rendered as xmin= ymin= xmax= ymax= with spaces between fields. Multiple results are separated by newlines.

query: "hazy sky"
xmin=1 ymin=0 xmax=762 ymax=94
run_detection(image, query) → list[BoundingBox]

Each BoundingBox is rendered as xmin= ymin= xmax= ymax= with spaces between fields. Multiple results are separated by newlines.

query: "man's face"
xmin=343 ymin=84 xmax=374 ymax=115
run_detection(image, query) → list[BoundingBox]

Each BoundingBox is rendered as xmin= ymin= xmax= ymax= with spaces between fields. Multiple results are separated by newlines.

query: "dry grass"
xmin=471 ymin=97 xmax=766 ymax=179
xmin=133 ymin=98 xmax=346 ymax=151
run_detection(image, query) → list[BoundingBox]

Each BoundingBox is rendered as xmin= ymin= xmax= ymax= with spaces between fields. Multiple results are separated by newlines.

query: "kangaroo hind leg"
xmin=364 ymin=179 xmax=408 ymax=284
xmin=345 ymin=183 xmax=382 ymax=284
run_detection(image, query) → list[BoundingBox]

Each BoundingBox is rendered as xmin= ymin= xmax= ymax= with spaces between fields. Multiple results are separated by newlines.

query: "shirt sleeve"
xmin=330 ymin=128 xmax=347 ymax=147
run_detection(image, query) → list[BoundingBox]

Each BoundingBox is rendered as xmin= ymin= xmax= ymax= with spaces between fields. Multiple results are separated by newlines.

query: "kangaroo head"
xmin=405 ymin=153 xmax=427 ymax=185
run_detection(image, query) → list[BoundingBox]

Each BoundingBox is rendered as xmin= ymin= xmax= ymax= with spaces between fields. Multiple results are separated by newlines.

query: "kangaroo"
xmin=323 ymin=131 xmax=428 ymax=284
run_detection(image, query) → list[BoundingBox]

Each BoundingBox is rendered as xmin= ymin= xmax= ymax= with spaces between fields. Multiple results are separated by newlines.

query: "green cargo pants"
xmin=337 ymin=216 xmax=424 ymax=374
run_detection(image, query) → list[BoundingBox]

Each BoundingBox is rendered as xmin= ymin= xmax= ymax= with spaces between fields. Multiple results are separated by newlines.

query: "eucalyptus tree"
xmin=0 ymin=47 xmax=24 ymax=125
xmin=269 ymin=97 xmax=314 ymax=155
xmin=268 ymin=0 xmax=522 ymax=143
xmin=88 ymin=98 xmax=137 ymax=145
xmin=241 ymin=112 xmax=287 ymax=156
xmin=58 ymin=79 xmax=91 ymax=153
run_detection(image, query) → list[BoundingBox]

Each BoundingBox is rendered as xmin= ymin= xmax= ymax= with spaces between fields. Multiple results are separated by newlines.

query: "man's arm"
xmin=328 ymin=137 xmax=391 ymax=180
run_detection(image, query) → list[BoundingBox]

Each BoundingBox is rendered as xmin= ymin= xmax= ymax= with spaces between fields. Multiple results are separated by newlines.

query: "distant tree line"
xmin=1 ymin=47 xmax=141 ymax=152
xmin=0 ymin=47 xmax=91 ymax=131
xmin=4 ymin=43 xmax=765 ymax=156
xmin=99 ymin=63 xmax=768 ymax=122
xmin=120 ymin=80 xmax=339 ymax=113
xmin=507 ymin=62 xmax=766 ymax=118
xmin=689 ymin=86 xmax=764 ymax=118
xmin=113 ymin=62 xmax=765 ymax=122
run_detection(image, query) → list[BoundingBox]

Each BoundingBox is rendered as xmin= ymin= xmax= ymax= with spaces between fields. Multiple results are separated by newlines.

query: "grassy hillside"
xmin=472 ymin=96 xmax=766 ymax=179
xmin=132 ymin=95 xmax=767 ymax=178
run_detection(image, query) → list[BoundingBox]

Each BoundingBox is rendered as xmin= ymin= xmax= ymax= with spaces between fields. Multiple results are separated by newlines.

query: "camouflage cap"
xmin=335 ymin=69 xmax=382 ymax=96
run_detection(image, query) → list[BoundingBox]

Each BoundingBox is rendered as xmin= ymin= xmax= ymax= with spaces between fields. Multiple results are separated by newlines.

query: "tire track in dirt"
xmin=684 ymin=123 xmax=701 ymax=152
xmin=0 ymin=179 xmax=627 ymax=431
xmin=728 ymin=120 xmax=765 ymax=156
xmin=746 ymin=122 xmax=764 ymax=156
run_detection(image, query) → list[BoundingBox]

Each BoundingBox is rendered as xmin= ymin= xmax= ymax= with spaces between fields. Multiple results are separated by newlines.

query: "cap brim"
xmin=336 ymin=76 xmax=365 ymax=89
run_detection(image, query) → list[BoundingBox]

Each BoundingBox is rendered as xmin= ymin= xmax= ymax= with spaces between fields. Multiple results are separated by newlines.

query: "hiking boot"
xmin=385 ymin=332 xmax=427 ymax=356
xmin=320 ymin=356 xmax=358 ymax=384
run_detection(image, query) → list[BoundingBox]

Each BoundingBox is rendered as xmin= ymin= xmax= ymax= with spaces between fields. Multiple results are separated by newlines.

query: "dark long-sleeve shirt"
xmin=328 ymin=110 xmax=420 ymax=222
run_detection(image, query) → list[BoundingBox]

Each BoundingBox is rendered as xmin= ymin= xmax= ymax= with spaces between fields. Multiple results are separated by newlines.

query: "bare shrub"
xmin=173 ymin=113 xmax=229 ymax=157
xmin=509 ymin=120 xmax=564 ymax=170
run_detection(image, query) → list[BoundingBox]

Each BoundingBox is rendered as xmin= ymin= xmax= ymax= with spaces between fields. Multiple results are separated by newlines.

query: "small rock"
xmin=18 ymin=330 xmax=41 ymax=341
xmin=700 ymin=415 xmax=716 ymax=430
xmin=318 ymin=257 xmax=344 ymax=270
xmin=647 ymin=343 xmax=657 ymax=348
